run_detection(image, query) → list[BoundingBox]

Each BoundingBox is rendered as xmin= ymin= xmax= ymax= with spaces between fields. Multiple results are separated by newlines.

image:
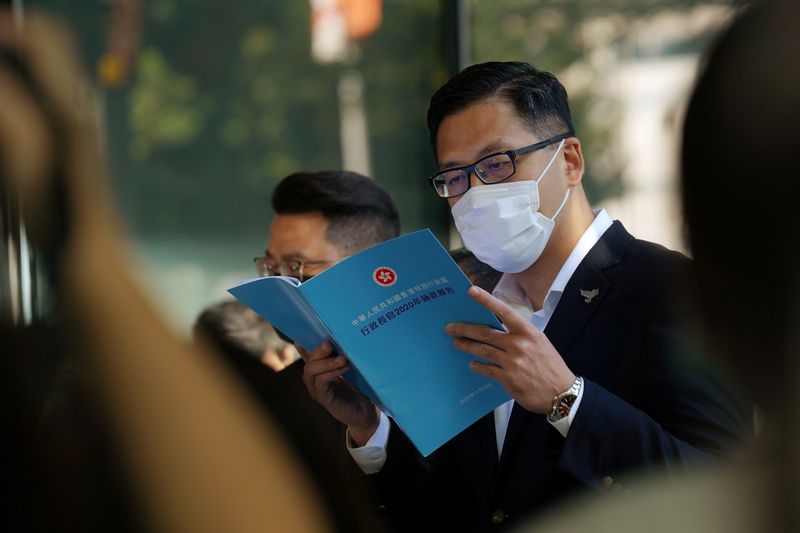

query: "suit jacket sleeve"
xmin=556 ymin=255 xmax=753 ymax=488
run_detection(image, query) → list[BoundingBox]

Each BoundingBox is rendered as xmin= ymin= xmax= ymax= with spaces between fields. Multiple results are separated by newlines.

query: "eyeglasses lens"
xmin=433 ymin=171 xmax=468 ymax=198
xmin=432 ymin=153 xmax=515 ymax=198
xmin=477 ymin=154 xmax=514 ymax=183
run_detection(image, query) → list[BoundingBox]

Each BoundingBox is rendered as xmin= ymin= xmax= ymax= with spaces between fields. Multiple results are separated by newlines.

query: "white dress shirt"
xmin=349 ymin=210 xmax=614 ymax=472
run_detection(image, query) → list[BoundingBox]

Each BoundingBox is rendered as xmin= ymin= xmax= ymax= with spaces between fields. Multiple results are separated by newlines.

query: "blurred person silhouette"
xmin=450 ymin=246 xmax=503 ymax=293
xmin=300 ymin=59 xmax=754 ymax=530
xmin=0 ymin=10 xmax=332 ymax=533
xmin=194 ymin=299 xmax=298 ymax=372
xmin=192 ymin=297 xmax=384 ymax=532
xmin=193 ymin=296 xmax=387 ymax=532
xmin=525 ymin=0 xmax=800 ymax=531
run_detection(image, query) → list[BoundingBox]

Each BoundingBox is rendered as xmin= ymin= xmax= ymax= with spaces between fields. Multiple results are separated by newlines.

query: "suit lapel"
xmin=545 ymin=221 xmax=631 ymax=359
xmin=544 ymin=263 xmax=610 ymax=358
xmin=496 ymin=221 xmax=633 ymax=470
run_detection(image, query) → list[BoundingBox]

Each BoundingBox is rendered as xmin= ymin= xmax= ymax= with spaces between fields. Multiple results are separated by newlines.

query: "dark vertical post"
xmin=0 ymin=0 xmax=34 ymax=326
xmin=442 ymin=0 xmax=471 ymax=248
xmin=443 ymin=0 xmax=471 ymax=77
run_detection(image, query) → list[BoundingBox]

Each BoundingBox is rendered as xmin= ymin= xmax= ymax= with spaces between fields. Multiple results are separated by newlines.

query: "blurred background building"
xmin=3 ymin=0 xmax=742 ymax=334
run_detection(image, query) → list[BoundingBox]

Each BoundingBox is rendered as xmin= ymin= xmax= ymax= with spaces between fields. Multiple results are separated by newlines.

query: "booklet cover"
xmin=228 ymin=229 xmax=511 ymax=457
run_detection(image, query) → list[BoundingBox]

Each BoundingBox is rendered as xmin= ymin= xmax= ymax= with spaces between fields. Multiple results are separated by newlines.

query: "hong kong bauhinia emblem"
xmin=373 ymin=266 xmax=398 ymax=287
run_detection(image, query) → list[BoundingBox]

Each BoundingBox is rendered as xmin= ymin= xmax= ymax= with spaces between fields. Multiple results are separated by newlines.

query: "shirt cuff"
xmin=547 ymin=381 xmax=585 ymax=438
xmin=346 ymin=411 xmax=390 ymax=474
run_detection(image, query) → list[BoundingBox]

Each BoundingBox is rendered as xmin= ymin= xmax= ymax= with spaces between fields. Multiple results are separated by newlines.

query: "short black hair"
xmin=271 ymin=171 xmax=400 ymax=254
xmin=427 ymin=61 xmax=574 ymax=155
xmin=450 ymin=247 xmax=503 ymax=293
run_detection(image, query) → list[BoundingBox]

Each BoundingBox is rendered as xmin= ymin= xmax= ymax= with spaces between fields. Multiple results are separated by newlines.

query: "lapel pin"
xmin=580 ymin=288 xmax=599 ymax=303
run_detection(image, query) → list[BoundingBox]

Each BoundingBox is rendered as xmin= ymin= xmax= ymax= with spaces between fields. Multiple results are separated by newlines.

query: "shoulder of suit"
xmin=615 ymin=237 xmax=692 ymax=296
xmin=628 ymin=238 xmax=689 ymax=267
xmin=598 ymin=221 xmax=689 ymax=273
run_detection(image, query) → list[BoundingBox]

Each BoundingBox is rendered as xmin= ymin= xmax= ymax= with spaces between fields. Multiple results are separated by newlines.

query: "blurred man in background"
xmin=450 ymin=247 xmax=503 ymax=293
xmin=194 ymin=300 xmax=298 ymax=372
xmin=216 ymin=170 xmax=400 ymax=531
xmin=259 ymin=170 xmax=400 ymax=284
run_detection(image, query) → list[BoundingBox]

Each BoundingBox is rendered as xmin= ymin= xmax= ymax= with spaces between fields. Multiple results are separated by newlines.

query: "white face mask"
xmin=451 ymin=139 xmax=569 ymax=273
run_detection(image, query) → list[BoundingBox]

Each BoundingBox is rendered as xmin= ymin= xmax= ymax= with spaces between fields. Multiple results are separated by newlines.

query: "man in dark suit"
xmin=301 ymin=62 xmax=752 ymax=531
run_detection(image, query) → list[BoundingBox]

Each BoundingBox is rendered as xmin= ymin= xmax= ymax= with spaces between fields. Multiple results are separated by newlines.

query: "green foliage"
xmin=34 ymin=0 xmax=449 ymax=243
xmin=32 ymin=0 xmax=739 ymax=239
xmin=129 ymin=48 xmax=210 ymax=160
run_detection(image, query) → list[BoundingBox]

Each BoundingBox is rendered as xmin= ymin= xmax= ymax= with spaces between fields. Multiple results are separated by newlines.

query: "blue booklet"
xmin=228 ymin=229 xmax=511 ymax=457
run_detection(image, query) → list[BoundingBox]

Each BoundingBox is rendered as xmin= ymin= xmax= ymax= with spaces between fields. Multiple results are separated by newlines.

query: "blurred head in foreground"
xmin=682 ymin=1 xmax=800 ymax=527
xmin=681 ymin=0 xmax=800 ymax=410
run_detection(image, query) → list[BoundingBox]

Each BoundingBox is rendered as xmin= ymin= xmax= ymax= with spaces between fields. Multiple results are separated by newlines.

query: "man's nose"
xmin=469 ymin=169 xmax=484 ymax=189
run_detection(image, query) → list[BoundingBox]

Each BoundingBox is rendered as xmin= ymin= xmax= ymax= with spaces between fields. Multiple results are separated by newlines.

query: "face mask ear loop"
xmin=534 ymin=139 xmax=566 ymax=184
xmin=550 ymin=187 xmax=571 ymax=220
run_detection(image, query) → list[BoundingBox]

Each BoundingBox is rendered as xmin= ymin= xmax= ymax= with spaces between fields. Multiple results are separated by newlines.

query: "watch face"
xmin=556 ymin=394 xmax=577 ymax=418
xmin=549 ymin=376 xmax=583 ymax=422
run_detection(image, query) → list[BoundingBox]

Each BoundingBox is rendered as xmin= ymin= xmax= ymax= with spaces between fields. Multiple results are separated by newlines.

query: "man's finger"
xmin=304 ymin=340 xmax=334 ymax=362
xmin=467 ymin=286 xmax=532 ymax=333
xmin=304 ymin=355 xmax=347 ymax=377
xmin=312 ymin=365 xmax=350 ymax=391
xmin=453 ymin=337 xmax=503 ymax=365
xmin=446 ymin=322 xmax=506 ymax=349
xmin=302 ymin=354 xmax=346 ymax=392
xmin=469 ymin=360 xmax=502 ymax=381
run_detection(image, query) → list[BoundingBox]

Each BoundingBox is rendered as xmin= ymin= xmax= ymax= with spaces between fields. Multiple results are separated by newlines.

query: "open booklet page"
xmin=230 ymin=229 xmax=511 ymax=456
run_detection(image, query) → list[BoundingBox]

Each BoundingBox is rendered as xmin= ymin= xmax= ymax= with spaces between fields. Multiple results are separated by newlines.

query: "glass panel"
xmin=470 ymin=0 xmax=738 ymax=252
xmin=31 ymin=0 xmax=449 ymax=333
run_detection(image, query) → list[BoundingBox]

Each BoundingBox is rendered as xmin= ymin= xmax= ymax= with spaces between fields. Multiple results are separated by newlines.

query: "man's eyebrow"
xmin=439 ymin=140 xmax=512 ymax=170
xmin=264 ymin=250 xmax=307 ymax=260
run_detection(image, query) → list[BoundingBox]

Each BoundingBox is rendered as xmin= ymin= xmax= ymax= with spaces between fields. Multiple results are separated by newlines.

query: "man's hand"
xmin=298 ymin=341 xmax=379 ymax=446
xmin=446 ymin=286 xmax=575 ymax=414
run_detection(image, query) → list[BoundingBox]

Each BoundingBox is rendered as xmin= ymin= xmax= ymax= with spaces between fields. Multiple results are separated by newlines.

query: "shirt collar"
xmin=493 ymin=209 xmax=613 ymax=319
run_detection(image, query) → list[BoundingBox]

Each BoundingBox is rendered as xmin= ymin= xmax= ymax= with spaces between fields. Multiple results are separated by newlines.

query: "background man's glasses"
xmin=428 ymin=131 xmax=573 ymax=199
xmin=253 ymin=257 xmax=337 ymax=282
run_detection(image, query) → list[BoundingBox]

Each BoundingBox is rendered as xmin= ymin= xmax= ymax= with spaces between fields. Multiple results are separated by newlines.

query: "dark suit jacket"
xmin=373 ymin=221 xmax=753 ymax=531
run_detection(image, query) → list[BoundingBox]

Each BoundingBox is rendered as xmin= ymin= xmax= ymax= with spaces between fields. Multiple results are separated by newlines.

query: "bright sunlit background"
xmin=31 ymin=0 xmax=740 ymax=334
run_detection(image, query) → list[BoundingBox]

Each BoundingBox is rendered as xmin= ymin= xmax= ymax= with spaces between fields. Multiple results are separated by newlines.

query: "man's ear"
xmin=562 ymin=137 xmax=585 ymax=187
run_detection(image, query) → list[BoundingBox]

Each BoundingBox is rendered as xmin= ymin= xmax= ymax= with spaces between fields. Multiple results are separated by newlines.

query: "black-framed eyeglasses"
xmin=427 ymin=131 xmax=574 ymax=199
xmin=253 ymin=256 xmax=338 ymax=282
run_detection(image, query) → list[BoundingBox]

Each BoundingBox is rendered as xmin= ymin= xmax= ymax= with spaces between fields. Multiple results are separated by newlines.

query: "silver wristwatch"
xmin=547 ymin=376 xmax=583 ymax=423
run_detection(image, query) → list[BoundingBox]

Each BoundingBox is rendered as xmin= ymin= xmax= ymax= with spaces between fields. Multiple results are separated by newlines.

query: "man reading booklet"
xmin=234 ymin=169 xmax=400 ymax=532
xmin=301 ymin=62 xmax=753 ymax=531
